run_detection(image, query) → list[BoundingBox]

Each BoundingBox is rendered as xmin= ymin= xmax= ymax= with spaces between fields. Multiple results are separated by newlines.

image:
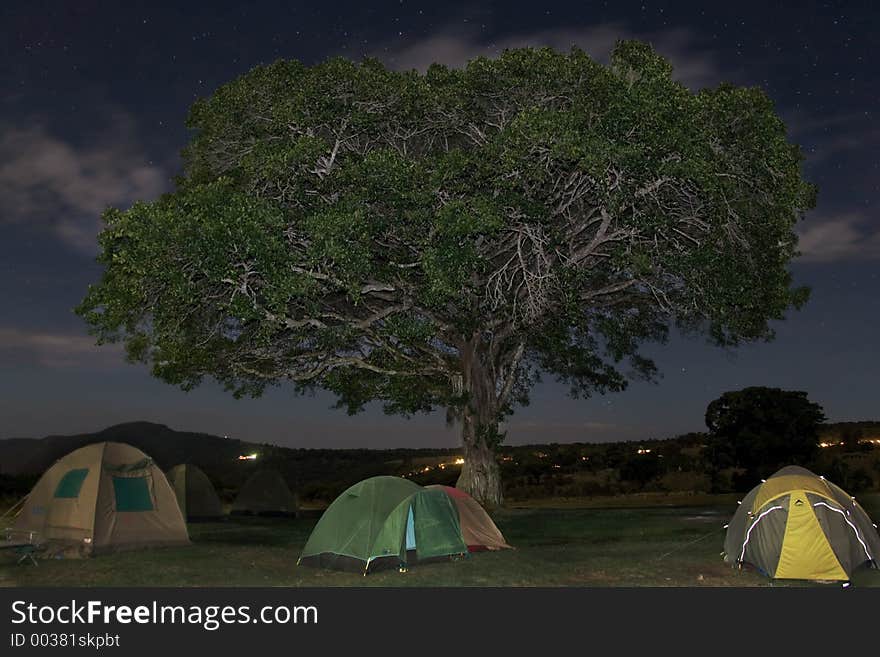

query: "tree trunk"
xmin=457 ymin=414 xmax=503 ymax=508
xmin=455 ymin=336 xmax=503 ymax=508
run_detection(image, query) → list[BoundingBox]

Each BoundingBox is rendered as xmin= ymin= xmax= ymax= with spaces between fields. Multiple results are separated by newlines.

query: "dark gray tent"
xmin=167 ymin=464 xmax=224 ymax=521
xmin=231 ymin=470 xmax=297 ymax=516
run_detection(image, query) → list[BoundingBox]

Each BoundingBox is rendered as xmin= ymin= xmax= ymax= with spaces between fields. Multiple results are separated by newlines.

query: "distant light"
xmin=238 ymin=453 xmax=258 ymax=461
xmin=453 ymin=457 xmax=465 ymax=465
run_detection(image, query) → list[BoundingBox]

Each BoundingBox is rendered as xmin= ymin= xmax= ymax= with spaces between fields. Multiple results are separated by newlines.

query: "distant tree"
xmin=77 ymin=43 xmax=815 ymax=506
xmin=556 ymin=446 xmax=579 ymax=468
xmin=619 ymin=453 xmax=664 ymax=486
xmin=704 ymin=387 xmax=825 ymax=487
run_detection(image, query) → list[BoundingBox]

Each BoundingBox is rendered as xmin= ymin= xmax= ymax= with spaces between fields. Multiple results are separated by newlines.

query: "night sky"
xmin=1 ymin=1 xmax=877 ymax=448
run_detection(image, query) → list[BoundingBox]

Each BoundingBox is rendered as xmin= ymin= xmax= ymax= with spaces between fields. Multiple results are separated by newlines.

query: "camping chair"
xmin=1 ymin=529 xmax=43 ymax=566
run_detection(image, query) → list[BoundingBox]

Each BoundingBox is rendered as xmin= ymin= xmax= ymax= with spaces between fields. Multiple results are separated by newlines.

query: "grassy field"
xmin=2 ymin=494 xmax=879 ymax=587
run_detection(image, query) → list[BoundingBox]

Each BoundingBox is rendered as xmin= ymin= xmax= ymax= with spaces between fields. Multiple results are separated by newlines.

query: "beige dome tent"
xmin=11 ymin=442 xmax=189 ymax=556
xmin=231 ymin=469 xmax=297 ymax=516
xmin=167 ymin=464 xmax=224 ymax=521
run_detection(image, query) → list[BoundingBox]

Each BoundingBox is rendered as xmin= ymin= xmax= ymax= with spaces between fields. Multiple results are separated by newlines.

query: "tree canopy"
xmin=704 ymin=386 xmax=826 ymax=487
xmin=77 ymin=42 xmax=815 ymax=504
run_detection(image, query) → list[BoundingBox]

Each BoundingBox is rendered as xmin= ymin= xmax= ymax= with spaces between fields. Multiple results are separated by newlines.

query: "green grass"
xmin=3 ymin=494 xmax=879 ymax=587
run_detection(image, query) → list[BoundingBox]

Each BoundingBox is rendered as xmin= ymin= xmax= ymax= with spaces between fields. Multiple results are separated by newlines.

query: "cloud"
xmin=797 ymin=214 xmax=880 ymax=263
xmin=0 ymin=111 xmax=168 ymax=252
xmin=0 ymin=327 xmax=123 ymax=368
xmin=783 ymin=109 xmax=880 ymax=165
xmin=378 ymin=23 xmax=726 ymax=90
xmin=804 ymin=129 xmax=880 ymax=166
xmin=785 ymin=110 xmax=869 ymax=137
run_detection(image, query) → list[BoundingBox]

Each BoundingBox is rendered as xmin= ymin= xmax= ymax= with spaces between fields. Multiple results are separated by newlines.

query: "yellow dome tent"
xmin=723 ymin=466 xmax=880 ymax=581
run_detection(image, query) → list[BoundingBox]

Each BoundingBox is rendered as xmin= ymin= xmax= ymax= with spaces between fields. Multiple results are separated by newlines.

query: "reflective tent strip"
xmin=740 ymin=505 xmax=785 ymax=563
xmin=812 ymin=501 xmax=873 ymax=562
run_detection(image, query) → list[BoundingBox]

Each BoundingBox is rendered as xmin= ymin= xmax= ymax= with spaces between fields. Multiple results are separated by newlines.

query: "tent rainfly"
xmin=723 ymin=465 xmax=880 ymax=581
xmin=231 ymin=470 xmax=297 ymax=516
xmin=167 ymin=464 xmax=224 ymax=521
xmin=298 ymin=476 xmax=468 ymax=573
xmin=427 ymin=485 xmax=511 ymax=551
xmin=10 ymin=442 xmax=189 ymax=556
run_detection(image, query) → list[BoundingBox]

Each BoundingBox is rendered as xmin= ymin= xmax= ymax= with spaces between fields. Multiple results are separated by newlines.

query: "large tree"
xmin=77 ymin=42 xmax=815 ymax=505
xmin=704 ymin=387 xmax=826 ymax=487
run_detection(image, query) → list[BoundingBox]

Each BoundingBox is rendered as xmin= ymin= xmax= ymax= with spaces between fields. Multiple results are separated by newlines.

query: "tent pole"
xmin=0 ymin=494 xmax=28 ymax=524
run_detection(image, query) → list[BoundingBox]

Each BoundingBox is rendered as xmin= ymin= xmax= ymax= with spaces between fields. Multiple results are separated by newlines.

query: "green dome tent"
xmin=298 ymin=476 xmax=468 ymax=573
xmin=231 ymin=469 xmax=297 ymax=517
xmin=723 ymin=465 xmax=880 ymax=581
xmin=167 ymin=464 xmax=224 ymax=521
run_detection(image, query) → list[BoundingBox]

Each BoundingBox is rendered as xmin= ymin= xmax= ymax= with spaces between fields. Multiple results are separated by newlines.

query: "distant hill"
xmin=0 ymin=422 xmax=257 ymax=478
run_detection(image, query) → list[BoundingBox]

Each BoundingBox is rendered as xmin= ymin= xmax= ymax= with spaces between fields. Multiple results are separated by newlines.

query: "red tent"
xmin=428 ymin=485 xmax=511 ymax=552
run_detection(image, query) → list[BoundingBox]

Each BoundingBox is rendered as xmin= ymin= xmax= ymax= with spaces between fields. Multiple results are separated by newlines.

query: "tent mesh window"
xmin=112 ymin=475 xmax=155 ymax=512
xmin=53 ymin=468 xmax=89 ymax=498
